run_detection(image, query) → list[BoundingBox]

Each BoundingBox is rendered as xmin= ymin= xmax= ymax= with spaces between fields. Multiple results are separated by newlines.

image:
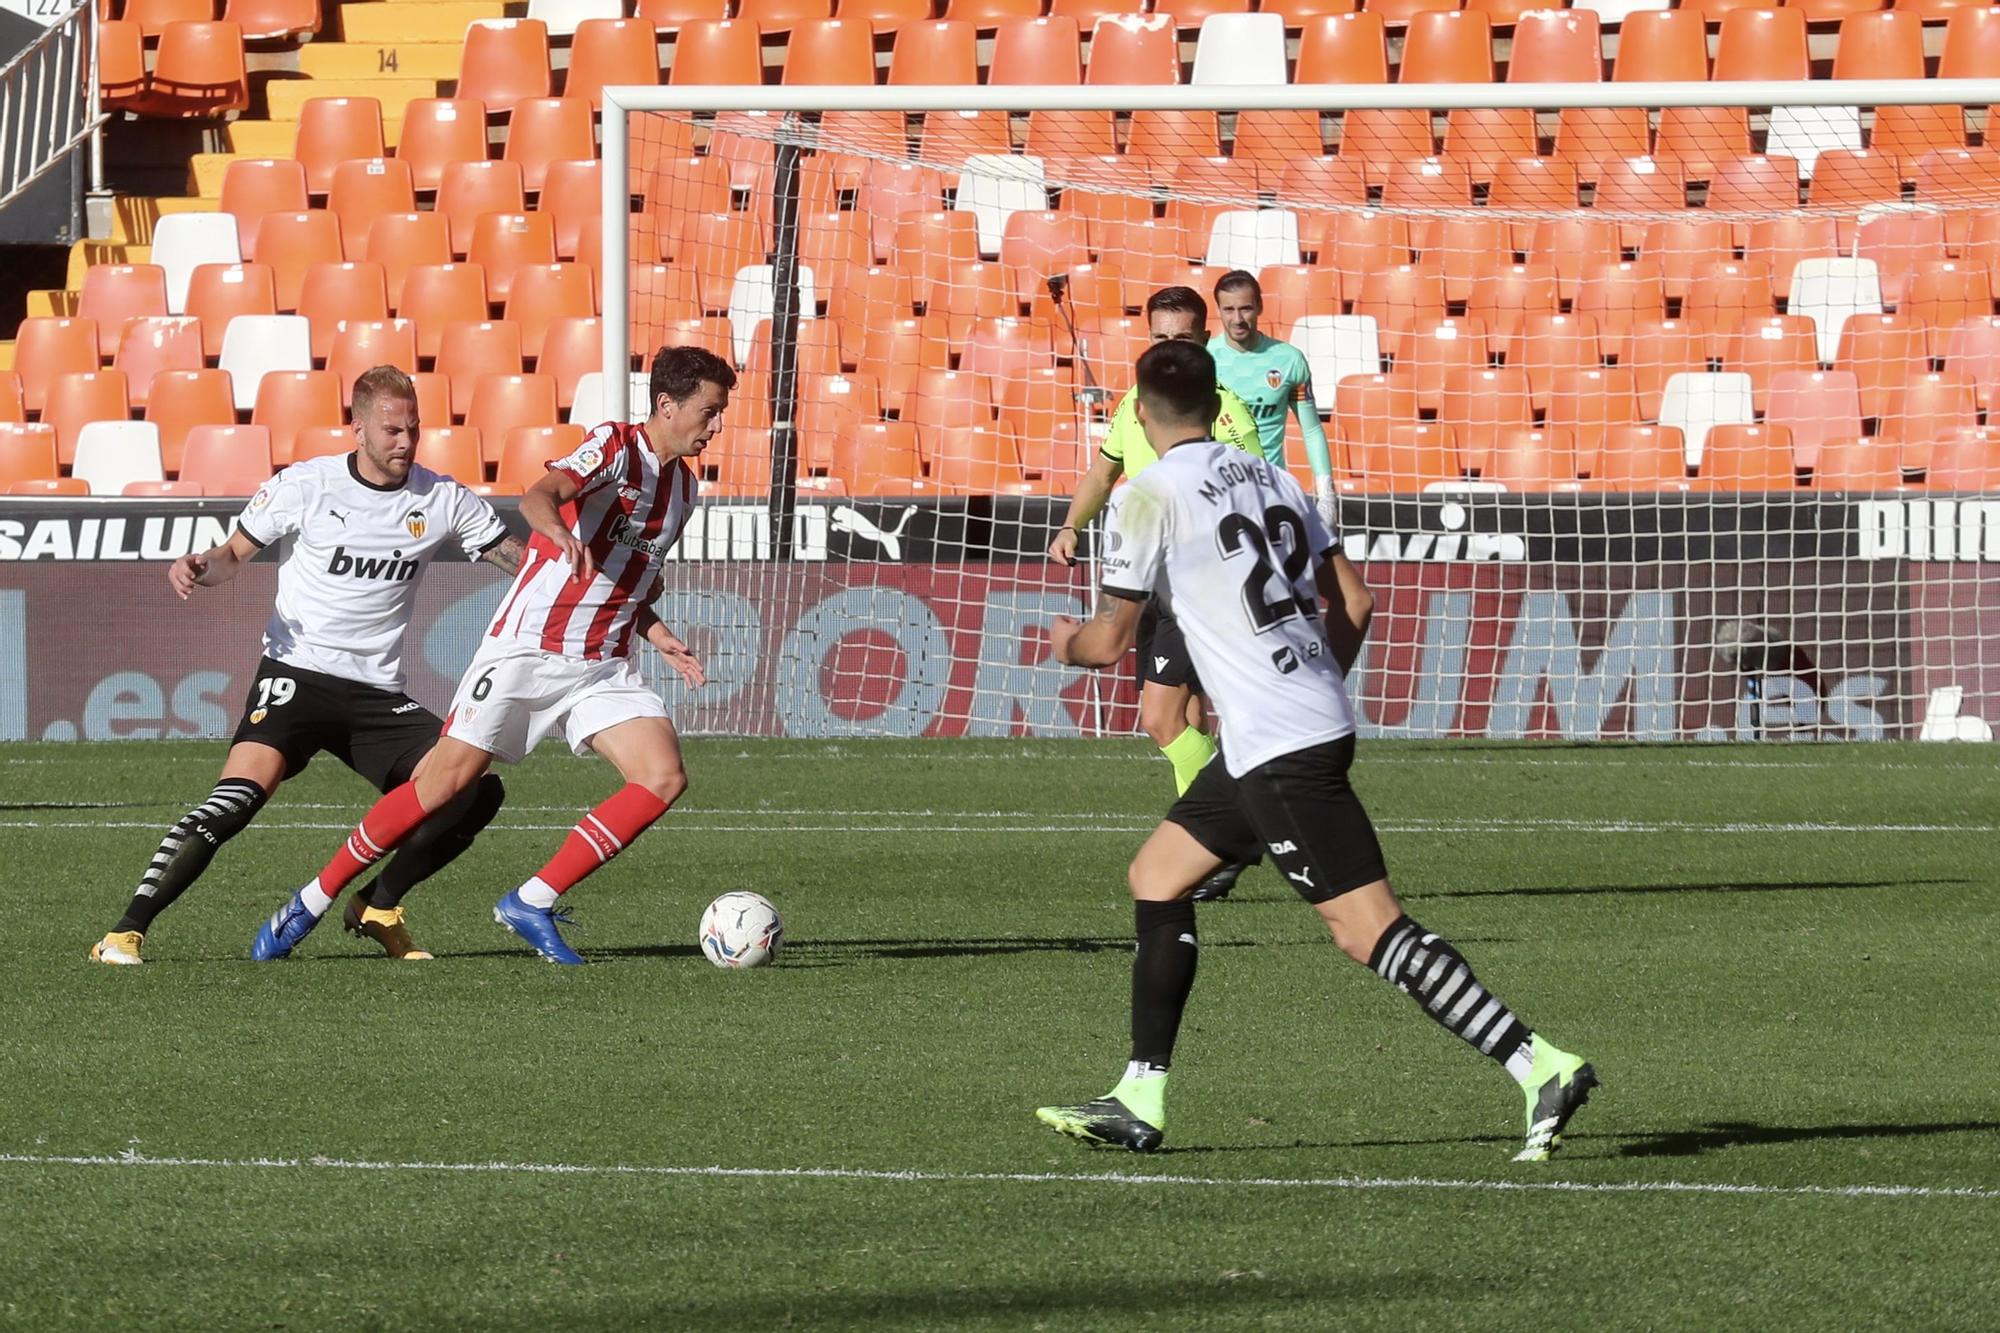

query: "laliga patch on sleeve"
xmin=554 ymin=442 xmax=605 ymax=476
xmin=249 ymin=485 xmax=273 ymax=510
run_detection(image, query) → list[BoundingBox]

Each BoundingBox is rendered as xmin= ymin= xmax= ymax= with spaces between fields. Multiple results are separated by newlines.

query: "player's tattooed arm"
xmin=1050 ymin=593 xmax=1144 ymax=669
xmin=1316 ymin=552 xmax=1374 ymax=674
xmin=480 ymin=534 xmax=527 ymax=577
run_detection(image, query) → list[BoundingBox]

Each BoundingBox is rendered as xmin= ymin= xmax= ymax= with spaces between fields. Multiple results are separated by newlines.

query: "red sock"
xmin=534 ymin=784 xmax=669 ymax=895
xmin=318 ymin=781 xmax=432 ymax=894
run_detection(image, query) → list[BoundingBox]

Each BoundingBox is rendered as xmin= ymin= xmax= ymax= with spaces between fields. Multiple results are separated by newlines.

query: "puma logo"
xmin=328 ymin=508 xmax=348 ymax=525
xmin=831 ymin=504 xmax=919 ymax=561
xmin=1287 ymin=867 xmax=1315 ymax=890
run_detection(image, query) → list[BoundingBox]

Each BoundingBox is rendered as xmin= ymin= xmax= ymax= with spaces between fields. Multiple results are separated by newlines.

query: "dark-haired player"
xmin=250 ymin=346 xmax=732 ymax=965
xmin=1049 ymin=285 xmax=1261 ymax=898
xmin=1036 ymin=340 xmax=1598 ymax=1162
xmin=89 ymin=366 xmax=518 ymax=965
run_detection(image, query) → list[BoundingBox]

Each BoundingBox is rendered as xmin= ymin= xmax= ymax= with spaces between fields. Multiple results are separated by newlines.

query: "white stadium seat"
xmin=72 ymin=421 xmax=165 ymax=495
xmin=952 ymin=154 xmax=1047 ymax=258
xmin=1789 ymin=257 xmax=1884 ymax=364
xmin=1205 ymin=209 xmax=1302 ymax=269
xmin=1291 ymin=314 xmax=1382 ymax=394
xmin=726 ymin=268 xmax=819 ymax=368
xmin=1659 ymin=372 xmax=1755 ymax=469
xmin=217 ymin=315 xmax=314 ymax=411
xmin=1191 ymin=14 xmax=1287 ymax=86
xmin=151 ymin=213 xmax=242 ymax=314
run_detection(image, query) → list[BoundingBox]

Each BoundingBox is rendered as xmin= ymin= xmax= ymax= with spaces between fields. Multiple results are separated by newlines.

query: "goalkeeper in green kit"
xmin=1209 ymin=270 xmax=1338 ymax=525
xmin=1048 ymin=286 xmax=1263 ymax=900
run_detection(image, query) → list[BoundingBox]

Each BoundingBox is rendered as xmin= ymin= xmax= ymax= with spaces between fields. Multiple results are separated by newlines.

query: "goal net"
xmin=600 ymin=79 xmax=2000 ymax=742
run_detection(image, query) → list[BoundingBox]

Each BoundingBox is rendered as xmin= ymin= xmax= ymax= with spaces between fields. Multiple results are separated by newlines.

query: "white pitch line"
xmin=1 ymin=1150 xmax=1995 ymax=1202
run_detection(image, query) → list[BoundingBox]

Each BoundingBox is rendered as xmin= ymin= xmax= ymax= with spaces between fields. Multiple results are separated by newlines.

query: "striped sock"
xmin=314 ymin=781 xmax=432 ymax=899
xmin=528 ymin=784 xmax=669 ymax=898
xmin=1369 ymin=915 xmax=1531 ymax=1070
xmin=114 ymin=778 xmax=267 ymax=933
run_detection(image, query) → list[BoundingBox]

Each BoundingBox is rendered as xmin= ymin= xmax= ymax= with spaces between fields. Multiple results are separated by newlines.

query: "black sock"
xmin=1369 ymin=915 xmax=1531 ymax=1068
xmin=1130 ymin=898 xmax=1199 ymax=1069
xmin=363 ymin=773 xmax=503 ymax=910
xmin=113 ymin=779 xmax=268 ymax=934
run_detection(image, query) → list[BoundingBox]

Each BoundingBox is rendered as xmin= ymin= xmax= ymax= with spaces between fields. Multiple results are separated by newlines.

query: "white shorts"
xmin=443 ymin=636 xmax=667 ymax=764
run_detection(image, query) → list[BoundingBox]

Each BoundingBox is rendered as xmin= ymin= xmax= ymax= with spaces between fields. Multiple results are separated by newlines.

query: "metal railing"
xmin=0 ymin=2 xmax=99 ymax=213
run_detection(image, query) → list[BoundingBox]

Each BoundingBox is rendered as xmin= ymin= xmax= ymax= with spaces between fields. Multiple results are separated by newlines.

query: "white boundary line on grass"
xmin=2 ymin=1150 xmax=1996 ymax=1202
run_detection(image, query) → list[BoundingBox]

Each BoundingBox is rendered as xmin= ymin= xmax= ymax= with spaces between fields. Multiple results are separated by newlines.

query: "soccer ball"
xmin=699 ymin=892 xmax=783 ymax=969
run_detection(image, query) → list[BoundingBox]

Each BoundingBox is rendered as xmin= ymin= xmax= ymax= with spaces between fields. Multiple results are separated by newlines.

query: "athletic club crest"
xmin=1265 ymin=368 xmax=1284 ymax=390
xmin=405 ymin=511 xmax=428 ymax=540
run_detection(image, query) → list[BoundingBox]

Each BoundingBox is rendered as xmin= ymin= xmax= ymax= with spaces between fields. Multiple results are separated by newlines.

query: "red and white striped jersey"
xmin=485 ymin=421 xmax=696 ymax=660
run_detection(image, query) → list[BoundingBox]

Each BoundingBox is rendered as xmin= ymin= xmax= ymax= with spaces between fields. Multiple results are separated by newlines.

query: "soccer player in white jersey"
xmin=90 ymin=367 xmax=522 ymax=965
xmin=249 ymin=346 xmax=732 ymax=965
xmin=1034 ymin=341 xmax=1598 ymax=1162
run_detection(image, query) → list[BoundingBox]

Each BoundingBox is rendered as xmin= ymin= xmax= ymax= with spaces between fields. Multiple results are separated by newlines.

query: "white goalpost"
xmin=597 ymin=78 xmax=2000 ymax=742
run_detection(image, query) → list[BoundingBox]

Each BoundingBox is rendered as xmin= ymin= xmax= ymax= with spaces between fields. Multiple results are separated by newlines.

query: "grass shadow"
xmin=1616 ymin=1120 xmax=2000 ymax=1158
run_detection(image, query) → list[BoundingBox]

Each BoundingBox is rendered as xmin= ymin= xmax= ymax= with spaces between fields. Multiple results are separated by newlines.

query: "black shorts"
xmin=1137 ymin=601 xmax=1200 ymax=691
xmin=1166 ymin=734 xmax=1388 ymax=904
xmin=231 ymin=656 xmax=443 ymax=790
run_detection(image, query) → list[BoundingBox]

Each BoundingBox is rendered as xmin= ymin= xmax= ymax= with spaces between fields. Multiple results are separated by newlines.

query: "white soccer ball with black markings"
xmin=699 ymin=892 xmax=784 ymax=969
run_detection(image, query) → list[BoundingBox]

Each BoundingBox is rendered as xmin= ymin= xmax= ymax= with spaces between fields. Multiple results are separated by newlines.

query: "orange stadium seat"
xmin=944 ymin=0 xmax=1040 ymax=24
xmin=1351 ymin=420 xmax=1460 ymax=492
xmin=840 ymin=0 xmax=928 ymax=36
xmin=1440 ymin=366 xmax=1533 ymax=472
xmin=1512 ymin=312 xmax=1602 ymax=410
xmin=1554 ymin=107 xmax=1651 ymax=182
xmin=1573 ymin=261 xmax=1668 ymax=361
xmin=933 ymin=260 xmax=1018 ymax=347
xmin=1404 ymin=316 xmax=1490 ymax=414
xmin=496 ymin=423 xmax=586 ymax=485
xmin=13 ymin=317 xmax=100 ymax=414
xmin=1655 ymin=108 xmax=1749 ymax=181
xmin=1767 ymin=369 xmax=1864 ymax=461
xmin=408 ymin=372 xmax=453 ymax=429
xmin=1745 ymin=216 xmax=1841 ymax=301
xmin=1856 ymin=210 xmax=1948 ymax=307
xmin=1486 ymin=156 xmax=1578 ymax=248
xmin=326 ymin=320 xmax=418 ymax=400
xmin=1332 ymin=370 xmax=1419 ymax=451
xmin=1592 ymin=424 xmax=1688 ymax=489
xmin=634 ymin=0 xmax=726 ymax=22
xmin=1702 ymin=423 xmax=1797 ymax=489
xmin=297 ymin=262 xmax=389 ymax=358
xmin=0 ymin=373 xmax=19 ymax=423
xmin=397 ymin=100 xmax=490 ymax=194
xmin=467 ymin=213 xmax=559 ymax=302
xmin=667 ymin=19 xmax=765 ymax=84
xmin=1926 ymin=431 xmax=2000 ymax=489
xmin=1883 ymin=372 xmax=1980 ymax=473
xmin=365 ymin=213 xmax=453 ymax=309
xmin=1813 ymin=436 xmax=1905 ymax=490
xmin=1723 ymin=315 xmax=1820 ymax=412
xmin=179 ymin=424 xmax=274 ymax=494
xmin=288 ymin=425 xmax=354 ymax=462
xmin=1589 ymin=157 xmax=1685 ymax=247
xmin=930 ymin=423 xmax=1027 ymax=493
xmin=1706 ymin=155 xmax=1801 ymax=248
xmin=540 ymin=161 xmax=602 ymax=261
xmin=565 ymin=19 xmax=662 ymax=107
xmin=0 ymin=423 xmax=59 ymax=489
xmin=504 ymin=263 xmax=596 ymax=360
xmin=43 ymin=371 xmax=131 ymax=466
xmin=1024 ymin=110 xmax=1116 ymax=159
xmin=1483 ymin=427 xmax=1578 ymax=490
xmin=114 ymin=316 xmax=205 ymax=406
xmin=98 ymin=20 xmax=146 ymax=112
xmin=1904 ymin=260 xmax=1993 ymax=334
xmin=796 ymin=372 xmax=881 ymax=472
xmin=536 ymin=317 xmax=602 ymax=408
xmin=1624 ymin=317 xmax=1708 ymax=421
xmin=413 ymin=423 xmax=484 ymax=483
xmin=1942 ymin=316 xmax=2000 ymax=410
xmin=1465 ymin=260 xmax=1558 ymax=361
xmin=143 ymin=369 xmax=235 ymax=470
xmin=1507 ymin=9 xmax=1600 ymax=83
xmin=918 ymin=110 xmax=1012 ymax=165
xmin=1713 ymin=9 xmax=1809 ymax=82
xmin=782 ymin=19 xmax=878 ymax=84
xmin=438 ymin=321 xmax=525 ymax=416
xmin=1366 ymin=0 xmax=1457 ymax=25
xmin=736 ymin=0 xmax=830 ymax=30
xmin=1807 ymin=149 xmax=1902 ymax=216
xmin=77 ymin=264 xmax=169 ymax=359
xmin=832 ymin=420 xmax=922 ymax=492
xmin=255 ymin=210 xmax=344 ymax=311
xmin=183 ymin=263 xmax=275 ymax=357
xmin=220 ymin=157 xmax=308 ymax=259
xmin=505 ymin=97 xmax=596 ymax=193
xmin=1640 ymin=218 xmax=1735 ymax=305
xmin=1085 ymin=14 xmax=1180 ymax=85
xmin=125 ymin=0 xmax=210 ymax=42
xmin=1052 ymin=0 xmax=1142 ymax=23
xmin=1295 ymin=13 xmax=1386 ymax=85
xmin=1351 ymin=263 xmax=1446 ymax=362
xmin=1545 ymin=366 xmax=1638 ymax=468
xmin=143 ymin=21 xmax=249 ymax=118
xmin=861 ymin=313 xmax=951 ymax=416
xmin=467 ymin=374 xmax=561 ymax=449
xmin=1682 ymin=258 xmax=1776 ymax=355
xmin=826 ymin=265 xmax=916 ymax=365
xmin=1398 ymin=10 xmax=1492 ymax=84
xmin=328 ymin=159 xmax=416 ymax=262
xmin=889 ymin=20 xmax=979 ymax=85
xmin=223 ymin=0 xmax=318 ymax=40
xmin=252 ymin=370 xmax=341 ymax=463
xmin=1440 ymin=109 xmax=1536 ymax=184
xmin=1836 ymin=314 xmax=1930 ymax=423
xmin=1940 ymin=6 xmax=2000 ymax=79
xmin=294 ymin=97 xmax=387 ymax=196
xmin=1834 ymin=11 xmax=1925 ymax=80
xmin=458 ymin=20 xmax=553 ymax=115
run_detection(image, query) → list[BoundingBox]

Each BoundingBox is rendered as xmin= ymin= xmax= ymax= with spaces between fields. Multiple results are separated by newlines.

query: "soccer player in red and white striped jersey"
xmin=249 ymin=346 xmax=735 ymax=965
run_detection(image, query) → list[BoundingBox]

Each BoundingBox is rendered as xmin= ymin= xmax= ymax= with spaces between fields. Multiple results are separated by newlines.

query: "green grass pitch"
xmin=2 ymin=738 xmax=1997 ymax=1329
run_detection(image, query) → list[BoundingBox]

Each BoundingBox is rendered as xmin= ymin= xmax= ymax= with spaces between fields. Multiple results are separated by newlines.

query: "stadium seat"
xmin=151 ymin=212 xmax=242 ymax=313
xmin=997 ymin=211 xmax=1089 ymax=306
xmin=536 ymin=317 xmax=602 ymax=409
xmin=466 ymin=373 xmax=559 ymax=448
xmin=627 ymin=262 xmax=706 ymax=349
xmin=1701 ymin=423 xmax=1797 ymax=489
xmin=825 ymin=265 xmax=916 ymax=366
xmin=1723 ymin=315 xmax=1820 ymax=412
xmin=504 ymin=263 xmax=596 ymax=361
xmin=1904 ymin=261 xmax=1993 ymax=336
xmin=832 ymin=420 xmax=922 ymax=492
xmin=726 ymin=266 xmax=819 ymax=366
xmin=114 ymin=316 xmax=205 ymax=407
xmin=1545 ymin=367 xmax=1638 ymax=467
xmin=839 ymin=0 xmax=931 ymax=36
xmin=223 ymin=0 xmax=318 ymax=40
xmin=497 ymin=423 xmax=587 ymax=485
xmin=1713 ymin=9 xmax=1808 ymax=82
xmin=178 ymin=263 xmax=272 ymax=361
xmin=1508 ymin=9 xmax=1601 ymax=83
xmin=504 ymin=98 xmax=597 ymax=194
xmin=1295 ymin=13 xmax=1387 ymax=84
xmin=328 ymin=160 xmax=416 ymax=262
xmin=288 ymin=424 xmax=355 ymax=462
xmin=1812 ymin=435 xmax=1905 ymax=491
xmin=1883 ymin=372 xmax=1980 ymax=471
xmin=1513 ymin=312 xmax=1604 ymax=409
xmin=1482 ymin=427 xmax=1579 ymax=491
xmin=294 ymin=97 xmax=386 ymax=195
xmin=143 ymin=369 xmax=235 ymax=470
xmin=1807 ymin=149 xmax=1901 ymax=213
xmin=943 ymin=0 xmax=1039 ymax=24
xmin=1940 ymin=6 xmax=2000 ymax=80
xmin=1683 ymin=258 xmax=1778 ymax=356
xmin=697 ymin=425 xmax=773 ymax=495
xmin=988 ymin=17 xmax=1083 ymax=85
xmin=219 ymin=158 xmax=308 ymax=260
xmin=1767 ymin=107 xmax=1863 ymax=182
xmin=1191 ymin=13 xmax=1287 ymax=85
xmin=1611 ymin=9 xmax=1705 ymax=74
xmin=1441 ymin=109 xmax=1537 ymax=184
xmin=410 ymin=372 xmax=454 ymax=430
xmin=528 ymin=0 xmax=623 ymax=37
xmin=736 ymin=0 xmax=830 ymax=31
xmin=0 ymin=373 xmax=20 ymax=424
xmin=413 ymin=423 xmax=484 ymax=483
xmin=565 ymin=19 xmax=662 ymax=107
xmin=861 ymin=313 xmax=952 ymax=416
xmin=458 ymin=20 xmax=554 ymax=115
xmin=13 ymin=317 xmax=101 ymax=414
xmin=1589 ymin=158 xmax=1684 ymax=248
xmin=1350 ymin=419 xmax=1460 ymax=492
xmin=1659 ymin=371 xmax=1755 ymax=468
xmin=539 ymin=161 xmax=602 ymax=262
xmin=1590 ymin=423 xmax=1686 ymax=488
xmin=667 ymin=19 xmax=765 ymax=84
xmin=1875 ymin=109 xmax=1972 ymax=185
xmin=1791 ymin=258 xmax=1885 ymax=363
xmin=1654 ymin=109 xmax=1748 ymax=181
xmin=1705 ymin=155 xmax=1802 ymax=248
xmin=437 ymin=321 xmax=526 ymax=417
xmin=1766 ymin=369 xmax=1864 ymax=461
xmin=1575 ymin=259 xmax=1669 ymax=361
xmin=782 ymin=19 xmax=878 ymax=84
xmin=143 ymin=21 xmax=249 ymax=118
xmin=97 ymin=20 xmax=147 ymax=112
xmin=1833 ymin=10 xmax=1924 ymax=80
xmin=1553 ymin=107 xmax=1651 ymax=182
xmin=1855 ymin=211 xmax=1948 ymax=307
xmin=437 ymin=162 xmax=527 ymax=259
xmin=1398 ymin=11 xmax=1492 ymax=84
xmin=1640 ymin=218 xmax=1735 ymax=304
xmin=42 ymin=371 xmax=131 ymax=465
xmin=467 ymin=213 xmax=559 ymax=302
xmin=1379 ymin=156 xmax=1473 ymax=220
xmin=1404 ymin=316 xmax=1490 ymax=414
xmin=1424 ymin=218 xmax=1511 ymax=305
xmin=255 ymin=211 xmax=345 ymax=312
xmin=1486 ymin=157 xmax=1579 ymax=249
xmin=396 ymin=100 xmax=489 ymax=193
xmin=929 ymin=422 xmax=1028 ymax=494
xmin=1085 ymin=14 xmax=1179 ymax=85
xmin=1743 ymin=217 xmax=1840 ymax=305
xmin=885 ymin=19 xmax=978 ymax=85
xmin=365 ymin=214 xmax=454 ymax=310
xmin=952 ymin=153 xmax=1049 ymax=256
xmin=1465 ymin=260 xmax=1559 ymax=361
xmin=252 ymin=369 xmax=342 ymax=463
xmin=297 ymin=262 xmax=390 ymax=359
xmin=1835 ymin=313 xmax=1929 ymax=423
xmin=1942 ymin=316 xmax=2000 ymax=411
xmin=73 ymin=420 xmax=165 ymax=495
xmin=1351 ymin=263 xmax=1446 ymax=362
xmin=0 ymin=423 xmax=61 ymax=490
xmin=326 ymin=319 xmax=419 ymax=402
xmin=921 ymin=111 xmax=1014 ymax=167
xmin=1440 ymin=366 xmax=1533 ymax=471
xmin=1925 ymin=430 xmax=2000 ymax=489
